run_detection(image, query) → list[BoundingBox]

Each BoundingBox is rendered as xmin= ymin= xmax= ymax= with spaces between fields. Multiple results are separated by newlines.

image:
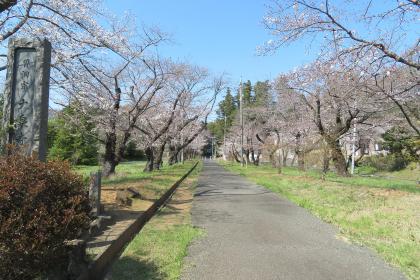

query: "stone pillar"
xmin=89 ymin=171 xmax=102 ymax=217
xmin=2 ymin=38 xmax=51 ymax=161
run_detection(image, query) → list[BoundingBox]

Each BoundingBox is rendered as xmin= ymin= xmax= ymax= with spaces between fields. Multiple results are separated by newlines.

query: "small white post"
xmin=351 ymin=123 xmax=357 ymax=175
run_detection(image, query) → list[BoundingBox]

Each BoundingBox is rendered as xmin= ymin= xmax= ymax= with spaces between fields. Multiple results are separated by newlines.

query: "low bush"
xmin=355 ymin=165 xmax=377 ymax=175
xmin=360 ymin=154 xmax=409 ymax=172
xmin=123 ymin=141 xmax=145 ymax=161
xmin=0 ymin=152 xmax=90 ymax=280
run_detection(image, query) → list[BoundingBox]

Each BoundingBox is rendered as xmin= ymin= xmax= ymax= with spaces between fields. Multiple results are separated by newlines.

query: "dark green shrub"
xmin=360 ymin=154 xmax=409 ymax=172
xmin=48 ymin=105 xmax=99 ymax=166
xmin=382 ymin=127 xmax=419 ymax=166
xmin=123 ymin=141 xmax=145 ymax=161
xmin=0 ymin=152 xmax=90 ymax=279
xmin=356 ymin=165 xmax=377 ymax=175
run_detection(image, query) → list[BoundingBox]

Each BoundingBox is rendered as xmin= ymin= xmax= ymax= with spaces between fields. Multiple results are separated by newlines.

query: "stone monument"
xmin=89 ymin=171 xmax=102 ymax=217
xmin=2 ymin=38 xmax=51 ymax=161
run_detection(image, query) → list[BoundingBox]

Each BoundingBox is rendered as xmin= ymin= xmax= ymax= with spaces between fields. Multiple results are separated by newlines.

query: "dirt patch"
xmin=101 ymin=189 xmax=117 ymax=205
xmin=98 ymin=176 xmax=196 ymax=228
xmin=152 ymin=178 xmax=195 ymax=228
xmin=369 ymin=188 xmax=410 ymax=198
xmin=100 ymin=179 xmax=168 ymax=212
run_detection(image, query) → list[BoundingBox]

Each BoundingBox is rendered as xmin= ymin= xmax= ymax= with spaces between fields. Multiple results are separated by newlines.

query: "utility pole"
xmin=240 ymin=79 xmax=244 ymax=167
xmin=210 ymin=137 xmax=213 ymax=160
xmin=181 ymin=111 xmax=188 ymax=164
xmin=211 ymin=137 xmax=215 ymax=160
xmin=223 ymin=115 xmax=227 ymax=160
xmin=181 ymin=130 xmax=184 ymax=164
xmin=351 ymin=123 xmax=357 ymax=175
xmin=350 ymin=98 xmax=358 ymax=175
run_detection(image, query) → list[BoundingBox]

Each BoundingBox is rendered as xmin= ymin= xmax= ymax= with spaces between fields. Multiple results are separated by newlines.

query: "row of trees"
xmin=0 ymin=0 xmax=225 ymax=176
xmin=1 ymin=3 xmax=226 ymax=278
xmin=208 ymin=80 xmax=271 ymax=141
xmin=215 ymin=58 xmax=418 ymax=176
xmin=210 ymin=0 xmax=419 ymax=176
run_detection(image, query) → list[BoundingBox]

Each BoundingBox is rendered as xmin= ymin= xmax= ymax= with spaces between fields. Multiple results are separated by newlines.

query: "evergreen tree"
xmin=254 ymin=80 xmax=271 ymax=106
xmin=124 ymin=141 xmax=145 ymax=160
xmin=382 ymin=127 xmax=419 ymax=169
xmin=216 ymin=87 xmax=237 ymax=126
xmin=242 ymin=80 xmax=253 ymax=105
xmin=209 ymin=88 xmax=239 ymax=142
xmin=235 ymin=80 xmax=253 ymax=106
xmin=48 ymin=105 xmax=99 ymax=165
xmin=207 ymin=119 xmax=225 ymax=142
xmin=244 ymin=80 xmax=252 ymax=104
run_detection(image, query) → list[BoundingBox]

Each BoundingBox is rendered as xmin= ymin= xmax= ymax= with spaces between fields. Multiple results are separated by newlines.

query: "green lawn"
xmin=220 ymin=161 xmax=420 ymax=280
xmin=107 ymin=161 xmax=203 ymax=280
xmin=74 ymin=161 xmax=150 ymax=184
xmin=74 ymin=161 xmax=200 ymax=197
xmin=110 ymin=224 xmax=203 ymax=280
xmin=375 ymin=163 xmax=420 ymax=181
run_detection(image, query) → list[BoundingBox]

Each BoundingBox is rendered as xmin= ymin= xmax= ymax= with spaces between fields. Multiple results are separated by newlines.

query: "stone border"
xmin=77 ymin=161 xmax=199 ymax=280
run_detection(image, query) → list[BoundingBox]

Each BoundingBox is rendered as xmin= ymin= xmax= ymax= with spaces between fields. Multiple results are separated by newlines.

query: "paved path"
xmin=181 ymin=161 xmax=406 ymax=280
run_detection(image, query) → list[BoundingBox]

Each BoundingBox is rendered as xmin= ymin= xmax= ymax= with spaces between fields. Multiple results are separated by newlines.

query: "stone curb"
xmin=77 ymin=161 xmax=199 ymax=280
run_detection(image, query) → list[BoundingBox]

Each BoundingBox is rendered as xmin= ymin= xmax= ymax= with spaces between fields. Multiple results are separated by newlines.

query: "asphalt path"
xmin=181 ymin=160 xmax=406 ymax=280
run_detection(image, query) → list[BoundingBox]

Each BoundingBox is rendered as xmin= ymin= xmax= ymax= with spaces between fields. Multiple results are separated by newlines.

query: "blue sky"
xmin=105 ymin=0 xmax=317 ymax=84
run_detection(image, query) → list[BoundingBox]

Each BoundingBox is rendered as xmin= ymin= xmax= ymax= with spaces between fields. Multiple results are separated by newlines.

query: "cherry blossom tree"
xmin=261 ymin=0 xmax=419 ymax=69
xmin=134 ymin=63 xmax=202 ymax=171
xmin=359 ymin=60 xmax=419 ymax=136
xmin=0 ymin=0 xmax=145 ymax=72
xmin=271 ymin=78 xmax=321 ymax=170
xmin=131 ymin=64 xmax=225 ymax=170
xmin=166 ymin=74 xmax=226 ymax=165
xmin=277 ymin=58 xmax=388 ymax=176
xmin=56 ymin=47 xmax=169 ymax=176
xmin=261 ymin=0 xmax=419 ymax=138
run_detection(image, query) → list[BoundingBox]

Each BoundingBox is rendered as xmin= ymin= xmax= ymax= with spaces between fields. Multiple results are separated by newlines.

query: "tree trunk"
xmin=322 ymin=147 xmax=330 ymax=174
xmin=168 ymin=153 xmax=178 ymax=165
xmin=168 ymin=145 xmax=178 ymax=165
xmin=327 ymin=139 xmax=348 ymax=176
xmin=251 ymin=147 xmax=256 ymax=165
xmin=103 ymin=160 xmax=117 ymax=178
xmin=102 ymin=132 xmax=117 ymax=177
xmin=254 ymin=150 xmax=261 ymax=166
xmin=153 ymin=143 xmax=166 ymax=170
xmin=269 ymin=150 xmax=277 ymax=168
xmin=277 ymin=150 xmax=282 ymax=174
xmin=295 ymin=132 xmax=304 ymax=170
xmin=297 ymin=150 xmax=305 ymax=171
xmin=102 ymin=78 xmax=123 ymax=177
xmin=231 ymin=144 xmax=241 ymax=163
xmin=282 ymin=150 xmax=288 ymax=167
xmin=346 ymin=154 xmax=352 ymax=170
xmin=143 ymin=146 xmax=154 ymax=172
xmin=244 ymin=149 xmax=249 ymax=165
